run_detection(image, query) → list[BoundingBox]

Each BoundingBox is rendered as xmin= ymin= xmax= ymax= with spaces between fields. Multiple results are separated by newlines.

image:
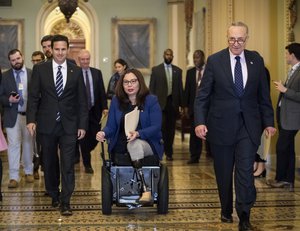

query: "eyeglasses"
xmin=228 ymin=37 xmax=246 ymax=45
xmin=32 ymin=59 xmax=42 ymax=63
xmin=123 ymin=79 xmax=138 ymax=86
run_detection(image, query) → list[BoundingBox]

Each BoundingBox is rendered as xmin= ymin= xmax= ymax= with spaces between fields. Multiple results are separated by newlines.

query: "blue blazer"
xmin=103 ymin=94 xmax=164 ymax=160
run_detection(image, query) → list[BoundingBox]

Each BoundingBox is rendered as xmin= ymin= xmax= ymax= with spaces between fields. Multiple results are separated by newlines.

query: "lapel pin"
xmin=250 ymin=61 xmax=253 ymax=64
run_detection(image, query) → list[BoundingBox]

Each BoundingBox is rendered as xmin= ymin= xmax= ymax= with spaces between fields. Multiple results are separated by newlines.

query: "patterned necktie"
xmin=15 ymin=70 xmax=24 ymax=106
xmin=285 ymin=68 xmax=294 ymax=86
xmin=197 ymin=68 xmax=202 ymax=87
xmin=85 ymin=70 xmax=92 ymax=110
xmin=234 ymin=56 xmax=244 ymax=97
xmin=55 ymin=66 xmax=63 ymax=121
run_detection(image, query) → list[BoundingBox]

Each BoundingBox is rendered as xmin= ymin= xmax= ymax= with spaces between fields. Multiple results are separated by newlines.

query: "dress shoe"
xmin=238 ymin=220 xmax=254 ymax=231
xmin=52 ymin=198 xmax=60 ymax=208
xmin=25 ymin=174 xmax=34 ymax=183
xmin=166 ymin=156 xmax=173 ymax=161
xmin=33 ymin=170 xmax=40 ymax=180
xmin=187 ymin=159 xmax=199 ymax=164
xmin=221 ymin=214 xmax=233 ymax=223
xmin=85 ymin=167 xmax=94 ymax=174
xmin=60 ymin=204 xmax=73 ymax=216
xmin=254 ymin=162 xmax=266 ymax=178
xmin=8 ymin=179 xmax=18 ymax=188
xmin=269 ymin=180 xmax=294 ymax=191
xmin=254 ymin=169 xmax=266 ymax=178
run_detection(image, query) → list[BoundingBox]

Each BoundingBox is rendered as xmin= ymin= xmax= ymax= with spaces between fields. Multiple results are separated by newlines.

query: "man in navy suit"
xmin=194 ymin=22 xmax=276 ymax=231
xmin=27 ymin=35 xmax=88 ymax=216
xmin=77 ymin=49 xmax=108 ymax=173
xmin=149 ymin=49 xmax=183 ymax=161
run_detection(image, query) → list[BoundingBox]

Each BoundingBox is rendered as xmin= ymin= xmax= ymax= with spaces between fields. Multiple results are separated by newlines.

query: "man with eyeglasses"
xmin=194 ymin=21 xmax=276 ymax=231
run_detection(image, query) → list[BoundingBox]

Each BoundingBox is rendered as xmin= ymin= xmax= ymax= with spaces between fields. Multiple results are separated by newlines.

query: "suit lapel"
xmin=244 ymin=51 xmax=256 ymax=93
xmin=220 ymin=49 xmax=235 ymax=91
xmin=64 ymin=63 xmax=76 ymax=94
xmin=287 ymin=65 xmax=300 ymax=87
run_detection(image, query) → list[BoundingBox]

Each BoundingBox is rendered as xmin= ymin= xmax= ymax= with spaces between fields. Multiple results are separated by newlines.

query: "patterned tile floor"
xmin=1 ymin=133 xmax=300 ymax=230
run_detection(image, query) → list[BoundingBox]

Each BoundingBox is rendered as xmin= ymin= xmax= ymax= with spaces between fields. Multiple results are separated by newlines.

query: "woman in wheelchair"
xmin=96 ymin=68 xmax=163 ymax=203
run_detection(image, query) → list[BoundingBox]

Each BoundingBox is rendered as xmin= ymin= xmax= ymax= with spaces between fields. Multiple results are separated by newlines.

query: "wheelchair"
xmin=100 ymin=142 xmax=169 ymax=215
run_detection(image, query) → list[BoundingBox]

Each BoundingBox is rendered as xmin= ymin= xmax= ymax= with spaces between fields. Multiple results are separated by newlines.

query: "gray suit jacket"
xmin=0 ymin=68 xmax=32 ymax=128
xmin=278 ymin=64 xmax=300 ymax=130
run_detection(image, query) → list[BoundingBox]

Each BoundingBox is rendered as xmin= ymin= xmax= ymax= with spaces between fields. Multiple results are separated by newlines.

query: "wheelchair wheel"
xmin=101 ymin=166 xmax=113 ymax=215
xmin=157 ymin=164 xmax=169 ymax=214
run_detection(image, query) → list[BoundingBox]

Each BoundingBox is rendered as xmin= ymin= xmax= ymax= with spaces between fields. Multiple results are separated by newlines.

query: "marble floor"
xmin=0 ymin=132 xmax=300 ymax=230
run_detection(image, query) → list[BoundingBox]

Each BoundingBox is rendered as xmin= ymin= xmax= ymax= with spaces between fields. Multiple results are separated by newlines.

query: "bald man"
xmin=77 ymin=49 xmax=108 ymax=173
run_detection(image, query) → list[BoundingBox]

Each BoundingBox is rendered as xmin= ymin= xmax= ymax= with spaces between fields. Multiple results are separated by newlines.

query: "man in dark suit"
xmin=149 ymin=49 xmax=183 ymax=161
xmin=270 ymin=43 xmax=300 ymax=190
xmin=77 ymin=49 xmax=108 ymax=173
xmin=0 ymin=49 xmax=34 ymax=188
xmin=184 ymin=49 xmax=211 ymax=164
xmin=194 ymin=22 xmax=276 ymax=231
xmin=26 ymin=35 xmax=88 ymax=216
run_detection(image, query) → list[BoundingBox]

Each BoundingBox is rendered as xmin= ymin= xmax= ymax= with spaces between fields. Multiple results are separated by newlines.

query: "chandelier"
xmin=48 ymin=0 xmax=89 ymax=23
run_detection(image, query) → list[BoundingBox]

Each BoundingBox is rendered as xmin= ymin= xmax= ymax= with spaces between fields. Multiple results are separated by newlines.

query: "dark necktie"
xmin=15 ymin=70 xmax=24 ymax=106
xmin=234 ymin=56 xmax=244 ymax=97
xmin=85 ymin=70 xmax=92 ymax=110
xmin=197 ymin=68 xmax=202 ymax=87
xmin=55 ymin=66 xmax=63 ymax=121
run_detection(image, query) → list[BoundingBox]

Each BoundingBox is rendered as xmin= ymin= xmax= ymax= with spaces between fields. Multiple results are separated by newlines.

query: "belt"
xmin=18 ymin=112 xmax=26 ymax=116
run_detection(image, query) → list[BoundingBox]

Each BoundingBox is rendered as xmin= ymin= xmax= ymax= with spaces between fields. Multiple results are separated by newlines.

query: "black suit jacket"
xmin=184 ymin=67 xmax=199 ymax=116
xmin=0 ymin=68 xmax=32 ymax=128
xmin=26 ymin=60 xmax=88 ymax=135
xmin=88 ymin=67 xmax=108 ymax=124
xmin=149 ymin=63 xmax=183 ymax=111
xmin=194 ymin=48 xmax=274 ymax=146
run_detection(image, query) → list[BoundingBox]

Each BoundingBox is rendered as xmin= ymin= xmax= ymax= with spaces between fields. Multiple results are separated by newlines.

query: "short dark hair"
xmin=114 ymin=58 xmax=128 ymax=69
xmin=31 ymin=51 xmax=45 ymax=60
xmin=194 ymin=49 xmax=205 ymax=60
xmin=115 ymin=68 xmax=149 ymax=111
xmin=51 ymin=34 xmax=69 ymax=49
xmin=8 ymin=49 xmax=22 ymax=60
xmin=40 ymin=35 xmax=54 ymax=45
xmin=285 ymin=43 xmax=300 ymax=60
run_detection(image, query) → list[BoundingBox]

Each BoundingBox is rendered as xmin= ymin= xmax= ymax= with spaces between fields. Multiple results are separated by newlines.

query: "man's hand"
xmin=273 ymin=80 xmax=287 ymax=93
xmin=195 ymin=125 xmax=208 ymax=140
xmin=26 ymin=123 xmax=36 ymax=136
xmin=264 ymin=126 xmax=276 ymax=137
xmin=77 ymin=129 xmax=86 ymax=140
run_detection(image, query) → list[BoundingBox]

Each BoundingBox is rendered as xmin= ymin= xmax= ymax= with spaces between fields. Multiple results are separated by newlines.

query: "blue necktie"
xmin=234 ymin=56 xmax=244 ymax=97
xmin=85 ymin=70 xmax=92 ymax=110
xmin=15 ymin=70 xmax=24 ymax=106
xmin=55 ymin=66 xmax=63 ymax=121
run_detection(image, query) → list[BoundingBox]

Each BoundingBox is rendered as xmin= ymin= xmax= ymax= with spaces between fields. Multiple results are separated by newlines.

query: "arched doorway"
xmin=35 ymin=1 xmax=99 ymax=67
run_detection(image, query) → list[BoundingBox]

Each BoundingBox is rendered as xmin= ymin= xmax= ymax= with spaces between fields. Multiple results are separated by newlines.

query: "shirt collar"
xmin=291 ymin=62 xmax=300 ymax=71
xmin=53 ymin=60 xmax=67 ymax=70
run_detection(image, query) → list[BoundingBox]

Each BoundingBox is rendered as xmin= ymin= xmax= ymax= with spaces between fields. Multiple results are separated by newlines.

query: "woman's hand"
xmin=127 ymin=131 xmax=139 ymax=142
xmin=96 ymin=131 xmax=106 ymax=142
